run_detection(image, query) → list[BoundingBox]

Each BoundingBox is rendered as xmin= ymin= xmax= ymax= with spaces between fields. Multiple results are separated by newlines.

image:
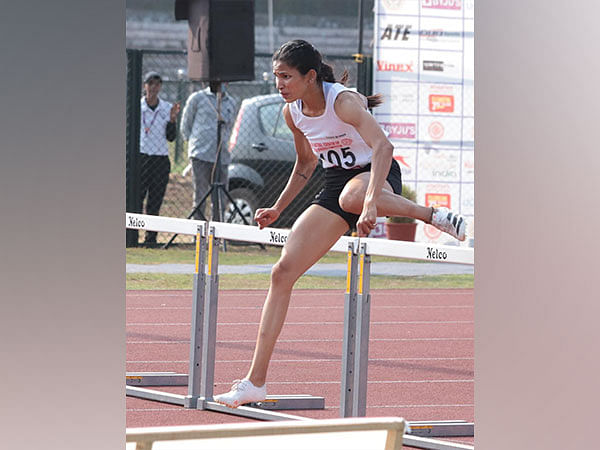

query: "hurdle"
xmin=126 ymin=417 xmax=407 ymax=450
xmin=341 ymin=237 xmax=475 ymax=443
xmin=126 ymin=213 xmax=475 ymax=450
xmin=126 ymin=213 xmax=330 ymax=420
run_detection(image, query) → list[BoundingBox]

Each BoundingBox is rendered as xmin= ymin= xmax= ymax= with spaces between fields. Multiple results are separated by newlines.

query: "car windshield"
xmin=274 ymin=110 xmax=292 ymax=139
xmin=258 ymin=102 xmax=281 ymax=136
xmin=258 ymin=101 xmax=292 ymax=140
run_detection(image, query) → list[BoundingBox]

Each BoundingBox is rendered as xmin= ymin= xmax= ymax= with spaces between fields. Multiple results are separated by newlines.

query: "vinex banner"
xmin=373 ymin=0 xmax=474 ymax=245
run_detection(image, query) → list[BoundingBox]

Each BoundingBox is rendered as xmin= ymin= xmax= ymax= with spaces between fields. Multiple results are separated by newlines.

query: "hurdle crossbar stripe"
xmin=194 ymin=226 xmax=202 ymax=274
xmin=126 ymin=213 xmax=205 ymax=236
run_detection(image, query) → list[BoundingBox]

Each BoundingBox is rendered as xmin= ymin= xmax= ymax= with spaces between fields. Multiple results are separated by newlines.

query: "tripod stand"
xmin=164 ymin=82 xmax=252 ymax=249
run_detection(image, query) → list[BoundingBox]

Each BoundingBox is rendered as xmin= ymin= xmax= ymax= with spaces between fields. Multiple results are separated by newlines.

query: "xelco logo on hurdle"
xmin=269 ymin=231 xmax=288 ymax=244
xmin=128 ymin=216 xmax=145 ymax=228
xmin=426 ymin=247 xmax=448 ymax=260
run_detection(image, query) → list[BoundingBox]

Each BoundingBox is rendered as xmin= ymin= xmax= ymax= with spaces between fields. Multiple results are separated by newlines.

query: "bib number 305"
xmin=319 ymin=146 xmax=356 ymax=167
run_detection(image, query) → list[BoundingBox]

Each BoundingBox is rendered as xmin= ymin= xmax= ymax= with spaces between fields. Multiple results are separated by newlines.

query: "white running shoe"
xmin=213 ymin=378 xmax=267 ymax=408
xmin=431 ymin=207 xmax=467 ymax=241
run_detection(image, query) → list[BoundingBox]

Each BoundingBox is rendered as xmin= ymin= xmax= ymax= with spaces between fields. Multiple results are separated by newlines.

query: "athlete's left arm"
xmin=335 ymin=91 xmax=394 ymax=235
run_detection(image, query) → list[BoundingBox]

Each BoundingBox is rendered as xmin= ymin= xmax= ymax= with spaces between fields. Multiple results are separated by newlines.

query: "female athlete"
xmin=214 ymin=40 xmax=466 ymax=407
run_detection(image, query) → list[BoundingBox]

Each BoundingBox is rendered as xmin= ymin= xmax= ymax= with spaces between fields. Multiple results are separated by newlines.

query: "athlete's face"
xmin=272 ymin=60 xmax=315 ymax=103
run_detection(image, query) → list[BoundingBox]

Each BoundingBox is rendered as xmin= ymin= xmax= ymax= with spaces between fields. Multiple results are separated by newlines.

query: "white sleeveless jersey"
xmin=289 ymin=82 xmax=373 ymax=169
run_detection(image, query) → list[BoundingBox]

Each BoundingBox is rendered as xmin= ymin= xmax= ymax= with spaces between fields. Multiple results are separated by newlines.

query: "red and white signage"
xmin=374 ymin=0 xmax=474 ymax=244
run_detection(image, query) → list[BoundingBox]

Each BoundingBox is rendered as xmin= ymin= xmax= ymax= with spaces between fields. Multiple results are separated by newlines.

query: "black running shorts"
xmin=311 ymin=159 xmax=403 ymax=229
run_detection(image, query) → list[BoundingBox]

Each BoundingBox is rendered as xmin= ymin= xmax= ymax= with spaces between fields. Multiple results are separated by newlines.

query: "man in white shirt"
xmin=139 ymin=72 xmax=180 ymax=245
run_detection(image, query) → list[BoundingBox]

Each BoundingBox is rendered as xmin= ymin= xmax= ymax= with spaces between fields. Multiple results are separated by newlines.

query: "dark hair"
xmin=273 ymin=39 xmax=383 ymax=109
xmin=144 ymin=71 xmax=162 ymax=84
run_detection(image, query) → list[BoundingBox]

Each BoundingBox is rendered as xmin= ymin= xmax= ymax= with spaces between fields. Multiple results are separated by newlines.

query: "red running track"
xmin=126 ymin=288 xmax=474 ymax=446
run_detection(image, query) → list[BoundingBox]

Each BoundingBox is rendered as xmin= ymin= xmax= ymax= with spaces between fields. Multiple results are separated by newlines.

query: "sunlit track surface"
xmin=126 ymin=288 xmax=474 ymax=447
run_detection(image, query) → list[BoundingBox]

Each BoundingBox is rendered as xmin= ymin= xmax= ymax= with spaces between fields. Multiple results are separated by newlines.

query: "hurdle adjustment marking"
xmin=341 ymin=241 xmax=359 ymax=417
xmin=185 ymin=223 xmax=207 ymax=408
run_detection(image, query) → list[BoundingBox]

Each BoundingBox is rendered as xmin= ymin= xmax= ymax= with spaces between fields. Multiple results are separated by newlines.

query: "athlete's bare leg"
xmin=245 ymin=205 xmax=349 ymax=387
xmin=338 ymin=172 xmax=433 ymax=222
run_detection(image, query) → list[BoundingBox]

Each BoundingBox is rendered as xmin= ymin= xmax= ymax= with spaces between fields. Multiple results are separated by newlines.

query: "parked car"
xmin=225 ymin=94 xmax=325 ymax=228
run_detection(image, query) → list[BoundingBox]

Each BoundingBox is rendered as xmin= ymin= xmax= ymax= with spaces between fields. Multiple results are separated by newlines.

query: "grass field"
xmin=126 ymin=246 xmax=473 ymax=290
xmin=126 ymin=245 xmax=429 ymax=266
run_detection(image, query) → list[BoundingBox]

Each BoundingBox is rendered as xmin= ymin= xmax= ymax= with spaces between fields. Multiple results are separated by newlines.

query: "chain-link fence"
xmin=126 ymin=49 xmax=367 ymax=246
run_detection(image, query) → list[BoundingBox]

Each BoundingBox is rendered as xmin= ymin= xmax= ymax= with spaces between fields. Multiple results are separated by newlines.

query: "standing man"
xmin=139 ymin=71 xmax=180 ymax=246
xmin=180 ymin=81 xmax=237 ymax=220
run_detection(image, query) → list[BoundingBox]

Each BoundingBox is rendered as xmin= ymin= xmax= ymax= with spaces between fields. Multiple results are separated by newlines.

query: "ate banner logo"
xmin=380 ymin=24 xmax=412 ymax=41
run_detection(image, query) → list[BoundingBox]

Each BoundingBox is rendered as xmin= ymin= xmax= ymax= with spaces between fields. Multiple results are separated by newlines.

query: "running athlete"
xmin=214 ymin=40 xmax=466 ymax=407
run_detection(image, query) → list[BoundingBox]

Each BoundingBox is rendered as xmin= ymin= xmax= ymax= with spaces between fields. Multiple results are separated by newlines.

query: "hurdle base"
xmin=126 ymin=386 xmax=186 ymax=406
xmin=204 ymin=400 xmax=311 ymax=421
xmin=407 ymin=420 xmax=474 ymax=438
xmin=403 ymin=434 xmax=473 ymax=450
xmin=126 ymin=372 xmax=187 ymax=386
xmin=127 ymin=383 xmax=324 ymax=412
xmin=248 ymin=394 xmax=325 ymax=411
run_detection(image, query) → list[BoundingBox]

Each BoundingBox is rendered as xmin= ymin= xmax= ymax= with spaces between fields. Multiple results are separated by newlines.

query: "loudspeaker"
xmin=175 ymin=0 xmax=255 ymax=82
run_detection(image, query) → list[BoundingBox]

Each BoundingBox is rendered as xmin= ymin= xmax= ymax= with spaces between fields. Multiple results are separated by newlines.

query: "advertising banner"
xmin=373 ymin=0 xmax=474 ymax=245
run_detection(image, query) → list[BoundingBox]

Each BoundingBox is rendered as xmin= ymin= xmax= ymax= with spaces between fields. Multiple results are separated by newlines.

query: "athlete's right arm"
xmin=254 ymin=104 xmax=319 ymax=229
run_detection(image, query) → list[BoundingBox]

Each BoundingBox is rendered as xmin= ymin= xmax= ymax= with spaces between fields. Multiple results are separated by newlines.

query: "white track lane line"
xmin=207 ymin=380 xmax=473 ymax=385
xmin=126 ymin=404 xmax=474 ymax=412
xmin=126 ymin=337 xmax=473 ymax=344
xmin=127 ymin=290 xmax=473 ymax=298
xmin=126 ymin=305 xmax=473 ymax=310
xmin=126 ymin=320 xmax=473 ymax=326
xmin=126 ymin=357 xmax=474 ymax=363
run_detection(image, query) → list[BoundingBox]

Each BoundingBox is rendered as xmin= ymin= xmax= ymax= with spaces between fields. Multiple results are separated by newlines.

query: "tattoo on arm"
xmin=295 ymin=171 xmax=308 ymax=180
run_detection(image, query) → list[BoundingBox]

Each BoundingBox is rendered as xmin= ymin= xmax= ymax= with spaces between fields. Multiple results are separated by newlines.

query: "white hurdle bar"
xmin=126 ymin=417 xmax=407 ymax=450
xmin=125 ymin=213 xmax=474 ymax=450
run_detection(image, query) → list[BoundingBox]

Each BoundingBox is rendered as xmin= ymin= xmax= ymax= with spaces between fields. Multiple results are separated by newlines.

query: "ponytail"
xmin=320 ymin=62 xmax=383 ymax=108
xmin=318 ymin=61 xmax=349 ymax=85
xmin=366 ymin=93 xmax=383 ymax=109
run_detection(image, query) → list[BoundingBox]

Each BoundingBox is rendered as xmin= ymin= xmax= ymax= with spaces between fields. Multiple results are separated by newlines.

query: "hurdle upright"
xmin=343 ymin=236 xmax=475 ymax=442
